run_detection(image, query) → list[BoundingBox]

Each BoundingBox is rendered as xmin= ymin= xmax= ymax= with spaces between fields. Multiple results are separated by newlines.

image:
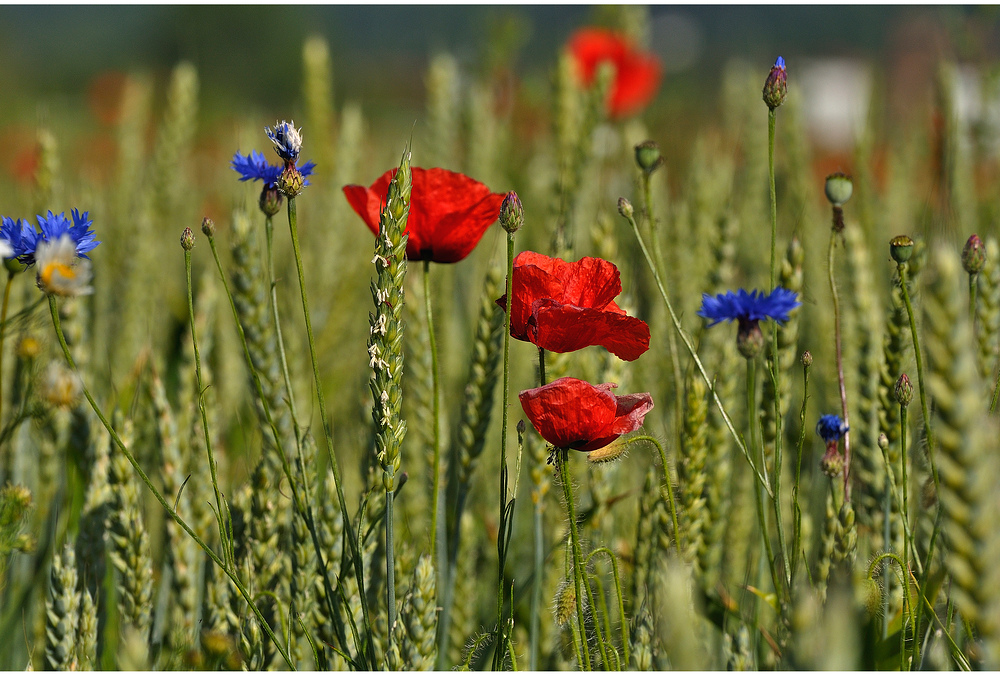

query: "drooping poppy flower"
xmin=519 ymin=377 xmax=653 ymax=451
xmin=343 ymin=167 xmax=506 ymax=264
xmin=496 ymin=251 xmax=650 ymax=361
xmin=567 ymin=27 xmax=662 ymax=119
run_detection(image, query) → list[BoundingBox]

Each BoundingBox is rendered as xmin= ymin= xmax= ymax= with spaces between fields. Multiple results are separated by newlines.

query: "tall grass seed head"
xmin=824 ymin=172 xmax=854 ymax=207
xmin=762 ymin=55 xmax=787 ymax=110
xmin=890 ymin=235 xmax=914 ymax=264
xmin=894 ymin=373 xmax=912 ymax=407
xmin=35 ymin=234 xmax=92 ymax=297
xmin=265 ymin=119 xmax=302 ymax=163
xmin=634 ymin=140 xmax=663 ymax=175
xmin=962 ymin=234 xmax=985 ymax=274
xmin=40 ymin=360 xmax=83 ymax=408
xmin=499 ymin=191 xmax=523 ymax=234
xmin=180 ymin=227 xmax=195 ymax=251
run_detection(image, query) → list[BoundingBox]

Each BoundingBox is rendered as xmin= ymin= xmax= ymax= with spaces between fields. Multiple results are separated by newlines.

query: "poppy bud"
xmin=587 ymin=438 xmax=628 ymax=464
xmin=617 ymin=197 xmax=634 ymax=219
xmin=862 ymin=577 xmax=882 ymax=619
xmin=890 ymin=235 xmax=914 ymax=264
xmin=894 ymin=373 xmax=912 ymax=407
xmin=201 ymin=217 xmax=216 ymax=238
xmin=736 ymin=320 xmax=764 ymax=360
xmin=278 ymin=165 xmax=305 ymax=197
xmin=762 ymin=56 xmax=787 ymax=110
xmin=824 ymin=172 xmax=853 ymax=207
xmin=499 ymin=191 xmax=523 ymax=234
xmin=801 ymin=350 xmax=812 ymax=367
xmin=962 ymin=234 xmax=985 ymax=275
xmin=634 ymin=140 xmax=663 ymax=175
xmin=180 ymin=227 xmax=195 ymax=251
xmin=259 ymin=186 xmax=283 ymax=217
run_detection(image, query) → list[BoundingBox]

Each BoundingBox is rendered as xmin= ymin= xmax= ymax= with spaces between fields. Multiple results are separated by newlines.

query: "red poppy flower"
xmin=496 ymin=251 xmax=650 ymax=361
xmin=567 ymin=27 xmax=662 ymax=119
xmin=519 ymin=377 xmax=653 ymax=451
xmin=343 ymin=167 xmax=506 ymax=263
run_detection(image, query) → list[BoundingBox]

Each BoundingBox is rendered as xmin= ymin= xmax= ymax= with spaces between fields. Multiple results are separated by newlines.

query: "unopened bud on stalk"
xmin=762 ymin=56 xmax=787 ymax=110
xmin=634 ymin=140 xmax=663 ymax=175
xmin=801 ymin=350 xmax=813 ymax=367
xmin=201 ymin=217 xmax=215 ymax=237
xmin=894 ymin=373 xmax=913 ymax=407
xmin=278 ymin=166 xmax=305 ymax=197
xmin=499 ymin=191 xmax=523 ymax=234
xmin=824 ymin=172 xmax=854 ymax=207
xmin=617 ymin=197 xmax=634 ymax=220
xmin=962 ymin=234 xmax=985 ymax=275
xmin=259 ymin=187 xmax=283 ymax=217
xmin=180 ymin=227 xmax=195 ymax=251
xmin=736 ymin=320 xmax=764 ymax=360
xmin=878 ymin=433 xmax=889 ymax=452
xmin=890 ymin=235 xmax=914 ymax=264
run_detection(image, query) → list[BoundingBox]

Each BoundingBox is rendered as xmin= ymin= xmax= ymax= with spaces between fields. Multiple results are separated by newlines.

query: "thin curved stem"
xmin=47 ymin=295 xmax=295 ymax=670
xmin=0 ymin=272 xmax=13 ymax=428
xmin=286 ymin=196 xmax=376 ymax=666
xmin=768 ymin=108 xmax=778 ymax=293
xmin=623 ymin=435 xmax=680 ymax=553
xmin=897 ymin=263 xmax=937 ymax=491
xmin=586 ymin=546 xmax=628 ymax=668
xmin=264 ymin=215 xmax=302 ymax=439
xmin=620 ymin=207 xmax=771 ymax=496
xmin=747 ymin=359 xmax=782 ymax=606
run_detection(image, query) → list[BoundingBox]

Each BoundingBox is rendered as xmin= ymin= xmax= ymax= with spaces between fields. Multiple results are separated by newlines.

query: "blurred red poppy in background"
xmin=567 ymin=27 xmax=662 ymax=119
xmin=343 ymin=167 xmax=506 ymax=263
xmin=519 ymin=377 xmax=653 ymax=451
xmin=496 ymin=251 xmax=650 ymax=361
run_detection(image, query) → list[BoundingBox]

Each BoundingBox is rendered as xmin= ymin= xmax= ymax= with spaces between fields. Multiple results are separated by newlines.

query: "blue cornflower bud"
xmin=762 ymin=56 xmax=787 ymax=110
xmin=816 ymin=414 xmax=849 ymax=443
xmin=265 ymin=120 xmax=303 ymax=163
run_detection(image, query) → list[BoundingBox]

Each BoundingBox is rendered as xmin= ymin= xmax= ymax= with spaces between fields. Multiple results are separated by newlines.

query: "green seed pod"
xmin=962 ymin=234 xmax=986 ymax=275
xmin=824 ymin=172 xmax=854 ymax=207
xmin=890 ymin=235 xmax=914 ymax=264
xmin=894 ymin=373 xmax=913 ymax=407
xmin=634 ymin=140 xmax=664 ymax=175
xmin=180 ymin=226 xmax=195 ymax=251
xmin=499 ymin=191 xmax=523 ymax=234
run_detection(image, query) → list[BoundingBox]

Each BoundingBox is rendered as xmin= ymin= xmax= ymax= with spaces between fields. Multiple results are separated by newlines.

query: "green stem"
xmin=828 ymin=228 xmax=852 ymax=501
xmin=285 ymin=196 xmax=375 ymax=667
xmin=624 ymin=435 xmax=680 ymax=553
xmin=530 ymin=500 xmax=543 ymax=670
xmin=538 ymin=346 xmax=546 ymax=387
xmin=0 ymin=271 xmax=13 ymax=429
xmin=969 ymin=272 xmax=977 ymax=327
xmin=264 ymin=215 xmax=302 ymax=440
xmin=386 ymin=481 xmax=396 ymax=659
xmin=900 ymin=404 xmax=910 ymax=588
xmin=897 ymin=262 xmax=937 ymax=491
xmin=493 ymin=230 xmax=516 ymax=669
xmin=790 ymin=357 xmax=810 ymax=583
xmin=47 ymin=295 xmax=295 ymax=670
xmin=747 ymin=358 xmax=782 ymax=606
xmin=991 ymin=363 xmax=1000 ymax=413
xmin=424 ymin=261 xmax=445 ymax=595
xmin=767 ymin=360 xmax=791 ymax=592
xmin=768 ymin=108 xmax=777 ymax=293
xmin=620 ymin=207 xmax=771 ymax=496
xmin=586 ymin=547 xmax=628 ymax=668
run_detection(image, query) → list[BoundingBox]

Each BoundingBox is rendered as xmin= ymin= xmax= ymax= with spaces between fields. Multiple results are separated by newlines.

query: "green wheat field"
xmin=0 ymin=5 xmax=998 ymax=671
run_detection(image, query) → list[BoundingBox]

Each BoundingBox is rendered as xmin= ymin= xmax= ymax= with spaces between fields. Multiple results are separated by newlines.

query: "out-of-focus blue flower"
xmin=0 ymin=210 xmax=99 ymax=266
xmin=816 ymin=414 xmax=849 ymax=443
xmin=265 ymin=120 xmax=303 ymax=162
xmin=1 ymin=216 xmax=38 ymax=262
xmin=231 ymin=150 xmax=315 ymax=189
xmin=698 ymin=287 xmax=800 ymax=327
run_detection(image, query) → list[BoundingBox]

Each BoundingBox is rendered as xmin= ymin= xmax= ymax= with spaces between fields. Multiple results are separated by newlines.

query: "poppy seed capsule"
xmin=824 ymin=172 xmax=853 ymax=207
xmin=180 ymin=227 xmax=195 ymax=251
xmin=962 ymin=234 xmax=985 ymax=274
xmin=201 ymin=217 xmax=215 ymax=237
xmin=762 ymin=56 xmax=787 ymax=110
xmin=617 ymin=197 xmax=634 ymax=219
xmin=634 ymin=140 xmax=663 ymax=175
xmin=499 ymin=191 xmax=523 ymax=234
xmin=890 ymin=235 xmax=914 ymax=264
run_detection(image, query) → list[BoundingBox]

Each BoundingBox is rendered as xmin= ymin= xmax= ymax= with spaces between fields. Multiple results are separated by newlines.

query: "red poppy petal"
xmin=528 ymin=299 xmax=650 ymax=361
xmin=609 ymin=53 xmax=662 ymax=119
xmin=509 ymin=252 xmax=623 ymax=309
xmin=567 ymin=28 xmax=626 ymax=86
xmin=497 ymin=259 xmax=564 ymax=341
xmin=608 ymin=392 xmax=654 ymax=436
xmin=519 ymin=377 xmax=618 ymax=450
xmin=342 ymin=183 xmax=382 ymax=236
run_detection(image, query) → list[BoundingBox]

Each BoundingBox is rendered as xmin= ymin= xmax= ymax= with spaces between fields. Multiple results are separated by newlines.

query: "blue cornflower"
xmin=816 ymin=414 xmax=849 ymax=443
xmin=774 ymin=56 xmax=785 ymax=70
xmin=265 ymin=120 xmax=303 ymax=163
xmin=1 ymin=216 xmax=38 ymax=262
xmin=0 ymin=210 xmax=99 ymax=266
xmin=698 ymin=287 xmax=800 ymax=327
xmin=231 ymin=150 xmax=315 ymax=190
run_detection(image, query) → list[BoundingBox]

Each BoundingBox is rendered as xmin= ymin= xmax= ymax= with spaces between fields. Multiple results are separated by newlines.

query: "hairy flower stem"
xmin=207 ymin=231 xmax=361 ymax=665
xmin=424 ymin=261 xmax=444 ymax=588
xmin=620 ymin=207 xmax=770 ymax=495
xmin=828 ymin=229 xmax=852 ymax=501
xmin=493 ymin=229 xmax=516 ymax=669
xmin=626 ymin=435 xmax=681 ymax=551
xmin=47 ymin=295 xmax=295 ymax=670
xmin=587 ymin=547 xmax=628 ymax=668
xmin=287 ymin=196 xmax=376 ymax=667
xmin=558 ymin=449 xmax=609 ymax=670
xmin=0 ymin=271 xmax=12 ymax=427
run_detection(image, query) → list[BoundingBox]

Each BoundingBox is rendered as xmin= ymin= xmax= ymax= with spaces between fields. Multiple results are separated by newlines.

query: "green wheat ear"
xmin=923 ymin=245 xmax=1000 ymax=662
xmin=977 ymin=236 xmax=1000 ymax=385
xmin=44 ymin=542 xmax=81 ymax=671
xmin=678 ymin=373 xmax=709 ymax=568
